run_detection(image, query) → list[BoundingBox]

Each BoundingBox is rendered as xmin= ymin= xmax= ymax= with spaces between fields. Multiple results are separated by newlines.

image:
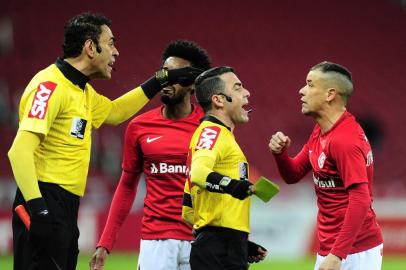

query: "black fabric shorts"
xmin=12 ymin=182 xmax=80 ymax=270
xmin=190 ymin=226 xmax=249 ymax=270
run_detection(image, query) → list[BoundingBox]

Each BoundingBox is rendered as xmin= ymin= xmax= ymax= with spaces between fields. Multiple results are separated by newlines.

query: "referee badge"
xmin=70 ymin=117 xmax=87 ymax=139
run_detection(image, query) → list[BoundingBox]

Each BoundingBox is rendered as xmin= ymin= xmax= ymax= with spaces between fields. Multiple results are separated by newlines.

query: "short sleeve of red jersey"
xmin=121 ymin=120 xmax=143 ymax=173
xmin=19 ymin=81 xmax=61 ymax=136
xmin=90 ymin=88 xmax=112 ymax=129
xmin=330 ymin=137 xmax=368 ymax=188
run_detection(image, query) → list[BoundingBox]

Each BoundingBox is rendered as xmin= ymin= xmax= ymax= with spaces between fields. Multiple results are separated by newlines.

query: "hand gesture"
xmin=269 ymin=131 xmax=291 ymax=154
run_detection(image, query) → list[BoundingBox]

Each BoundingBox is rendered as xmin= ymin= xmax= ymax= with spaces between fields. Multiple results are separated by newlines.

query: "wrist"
xmin=26 ymin=197 xmax=48 ymax=216
xmin=140 ymin=76 xmax=162 ymax=99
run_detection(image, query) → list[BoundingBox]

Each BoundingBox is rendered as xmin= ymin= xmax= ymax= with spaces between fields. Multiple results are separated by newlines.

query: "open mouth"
xmin=242 ymin=103 xmax=253 ymax=113
xmin=108 ymin=60 xmax=116 ymax=70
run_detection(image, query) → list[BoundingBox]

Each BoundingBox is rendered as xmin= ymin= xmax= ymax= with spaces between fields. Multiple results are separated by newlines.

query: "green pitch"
xmin=1 ymin=253 xmax=406 ymax=269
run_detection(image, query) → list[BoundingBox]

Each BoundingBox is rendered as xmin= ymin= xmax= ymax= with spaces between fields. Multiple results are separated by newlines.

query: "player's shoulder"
xmin=128 ymin=106 xmax=162 ymax=126
xmin=193 ymin=118 xmax=231 ymax=147
xmin=334 ymin=112 xmax=365 ymax=139
xmin=22 ymin=64 xmax=66 ymax=101
xmin=27 ymin=64 xmax=69 ymax=92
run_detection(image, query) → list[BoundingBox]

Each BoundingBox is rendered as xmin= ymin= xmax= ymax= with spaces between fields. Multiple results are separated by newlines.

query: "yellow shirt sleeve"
xmin=190 ymin=128 xmax=226 ymax=188
xmin=8 ymin=131 xmax=42 ymax=201
xmin=92 ymin=86 xmax=149 ymax=127
xmin=182 ymin=180 xmax=194 ymax=225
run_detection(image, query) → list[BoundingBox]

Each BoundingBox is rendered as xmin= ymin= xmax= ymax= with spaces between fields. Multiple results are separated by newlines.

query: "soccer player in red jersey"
xmin=269 ymin=62 xmax=383 ymax=270
xmin=90 ymin=40 xmax=211 ymax=270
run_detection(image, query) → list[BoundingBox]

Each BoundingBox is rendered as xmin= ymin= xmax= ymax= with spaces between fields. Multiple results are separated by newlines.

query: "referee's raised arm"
xmin=7 ymin=12 xmax=203 ymax=270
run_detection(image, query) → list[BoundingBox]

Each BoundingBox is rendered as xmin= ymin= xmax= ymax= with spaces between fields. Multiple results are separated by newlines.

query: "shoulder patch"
xmin=28 ymin=81 xmax=57 ymax=119
xmin=196 ymin=126 xmax=221 ymax=150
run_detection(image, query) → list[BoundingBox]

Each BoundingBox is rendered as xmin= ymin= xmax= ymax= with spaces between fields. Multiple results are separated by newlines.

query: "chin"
xmin=239 ymin=116 xmax=249 ymax=124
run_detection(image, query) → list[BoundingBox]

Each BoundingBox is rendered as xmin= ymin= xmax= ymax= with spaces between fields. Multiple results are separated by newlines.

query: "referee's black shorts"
xmin=12 ymin=181 xmax=80 ymax=270
xmin=190 ymin=226 xmax=249 ymax=270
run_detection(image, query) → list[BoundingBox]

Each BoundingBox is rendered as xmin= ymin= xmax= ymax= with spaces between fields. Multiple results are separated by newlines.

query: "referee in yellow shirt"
xmin=182 ymin=67 xmax=267 ymax=270
xmin=7 ymin=12 xmax=202 ymax=270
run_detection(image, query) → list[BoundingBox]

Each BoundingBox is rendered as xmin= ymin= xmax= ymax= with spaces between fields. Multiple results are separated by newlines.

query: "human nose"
xmin=244 ymin=87 xmax=250 ymax=97
xmin=113 ymin=46 xmax=119 ymax=57
xmin=299 ymin=86 xmax=305 ymax=96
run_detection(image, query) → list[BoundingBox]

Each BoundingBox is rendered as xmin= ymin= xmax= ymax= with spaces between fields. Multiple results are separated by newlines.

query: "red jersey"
xmin=275 ymin=111 xmax=382 ymax=257
xmin=306 ymin=112 xmax=383 ymax=255
xmin=122 ymin=105 xmax=203 ymax=240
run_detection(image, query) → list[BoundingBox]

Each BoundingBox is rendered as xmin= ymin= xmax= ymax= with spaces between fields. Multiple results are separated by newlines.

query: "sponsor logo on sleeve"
xmin=28 ymin=82 xmax=57 ymax=119
xmin=196 ymin=126 xmax=221 ymax=150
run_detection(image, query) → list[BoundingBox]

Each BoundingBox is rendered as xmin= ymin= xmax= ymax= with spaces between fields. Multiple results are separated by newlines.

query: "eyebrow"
xmin=233 ymin=82 xmax=242 ymax=88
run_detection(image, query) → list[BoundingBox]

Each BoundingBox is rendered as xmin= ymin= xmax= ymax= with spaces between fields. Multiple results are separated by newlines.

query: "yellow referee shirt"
xmin=183 ymin=116 xmax=251 ymax=233
xmin=18 ymin=59 xmax=136 ymax=196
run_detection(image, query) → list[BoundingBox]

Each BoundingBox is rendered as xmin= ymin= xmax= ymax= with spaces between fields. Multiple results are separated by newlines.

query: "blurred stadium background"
xmin=1 ymin=0 xmax=405 ymax=269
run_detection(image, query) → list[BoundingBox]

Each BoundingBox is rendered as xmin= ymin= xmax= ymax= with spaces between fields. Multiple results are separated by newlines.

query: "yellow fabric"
xmin=183 ymin=119 xmax=251 ymax=233
xmin=16 ymin=64 xmax=148 ymax=196
xmin=8 ymin=131 xmax=42 ymax=201
xmin=104 ymin=87 xmax=149 ymax=125
xmin=181 ymin=196 xmax=194 ymax=226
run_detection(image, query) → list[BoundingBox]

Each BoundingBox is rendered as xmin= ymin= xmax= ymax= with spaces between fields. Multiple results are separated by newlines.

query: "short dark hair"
xmin=195 ymin=66 xmax=234 ymax=112
xmin=162 ymin=40 xmax=211 ymax=71
xmin=311 ymin=61 xmax=353 ymax=102
xmin=311 ymin=61 xmax=352 ymax=82
xmin=62 ymin=12 xmax=111 ymax=59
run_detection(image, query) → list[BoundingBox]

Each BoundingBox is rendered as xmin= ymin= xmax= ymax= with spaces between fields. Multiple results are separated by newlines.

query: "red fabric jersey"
xmin=308 ymin=112 xmax=382 ymax=256
xmin=121 ymin=104 xmax=203 ymax=240
xmin=275 ymin=112 xmax=382 ymax=257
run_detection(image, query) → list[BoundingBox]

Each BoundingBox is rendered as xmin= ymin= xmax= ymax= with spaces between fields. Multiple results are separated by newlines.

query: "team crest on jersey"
xmin=318 ymin=152 xmax=327 ymax=169
xmin=28 ymin=81 xmax=57 ymax=119
xmin=70 ymin=117 xmax=87 ymax=139
xmin=196 ymin=126 xmax=221 ymax=150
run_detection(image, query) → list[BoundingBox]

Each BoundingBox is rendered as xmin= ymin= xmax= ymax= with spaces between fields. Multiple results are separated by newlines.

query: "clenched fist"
xmin=269 ymin=131 xmax=291 ymax=154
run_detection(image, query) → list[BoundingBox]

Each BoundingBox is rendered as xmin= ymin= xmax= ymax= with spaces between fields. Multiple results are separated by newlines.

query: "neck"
xmin=64 ymin=57 xmax=94 ymax=78
xmin=315 ymin=107 xmax=346 ymax=133
xmin=207 ymin=111 xmax=235 ymax=131
xmin=162 ymin=99 xmax=193 ymax=120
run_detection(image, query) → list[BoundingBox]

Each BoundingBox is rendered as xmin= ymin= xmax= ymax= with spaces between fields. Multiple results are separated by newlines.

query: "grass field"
xmin=1 ymin=253 xmax=406 ymax=269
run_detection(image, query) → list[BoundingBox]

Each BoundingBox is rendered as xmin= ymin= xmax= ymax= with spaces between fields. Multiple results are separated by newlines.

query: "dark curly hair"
xmin=62 ymin=12 xmax=111 ymax=59
xmin=162 ymin=40 xmax=211 ymax=71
